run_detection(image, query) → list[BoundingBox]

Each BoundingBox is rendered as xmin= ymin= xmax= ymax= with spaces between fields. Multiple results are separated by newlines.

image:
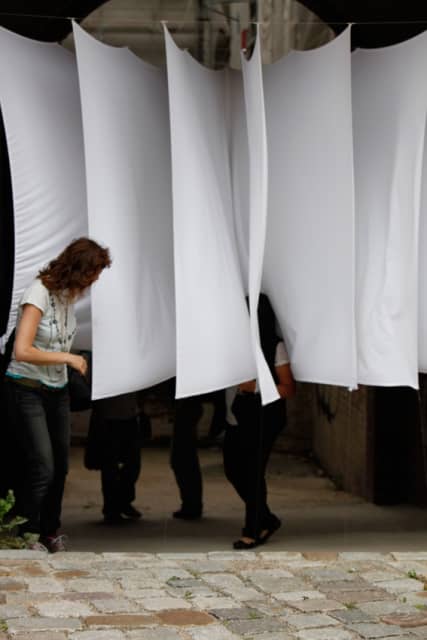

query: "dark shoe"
xmin=173 ymin=508 xmax=202 ymax=520
xmin=121 ymin=505 xmax=142 ymax=520
xmin=257 ymin=518 xmax=282 ymax=546
xmin=233 ymin=537 xmax=258 ymax=550
xmin=103 ymin=513 xmax=127 ymax=525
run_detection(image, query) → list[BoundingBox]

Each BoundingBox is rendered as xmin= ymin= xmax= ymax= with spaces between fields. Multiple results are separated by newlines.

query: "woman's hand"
xmin=275 ymin=363 xmax=296 ymax=398
xmin=277 ymin=383 xmax=295 ymax=398
xmin=67 ymin=353 xmax=88 ymax=376
xmin=14 ymin=304 xmax=89 ymax=377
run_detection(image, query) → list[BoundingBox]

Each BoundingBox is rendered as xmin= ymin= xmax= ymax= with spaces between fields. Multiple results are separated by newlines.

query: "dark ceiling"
xmin=0 ymin=1 xmax=426 ymax=48
xmin=301 ymin=0 xmax=427 ymax=48
xmin=0 ymin=2 xmax=106 ymax=42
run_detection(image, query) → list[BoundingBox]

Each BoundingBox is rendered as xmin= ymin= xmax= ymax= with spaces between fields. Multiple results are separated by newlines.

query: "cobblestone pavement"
xmin=2 ymin=551 xmax=427 ymax=639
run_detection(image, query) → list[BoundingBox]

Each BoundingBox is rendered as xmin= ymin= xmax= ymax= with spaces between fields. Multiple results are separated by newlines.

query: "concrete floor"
xmin=62 ymin=444 xmax=427 ymax=553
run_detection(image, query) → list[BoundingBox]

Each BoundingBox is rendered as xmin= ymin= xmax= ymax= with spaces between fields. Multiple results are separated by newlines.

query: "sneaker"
xmin=43 ymin=534 xmax=68 ymax=553
xmin=26 ymin=540 xmax=49 ymax=552
xmin=23 ymin=533 xmax=48 ymax=552
xmin=121 ymin=505 xmax=142 ymax=520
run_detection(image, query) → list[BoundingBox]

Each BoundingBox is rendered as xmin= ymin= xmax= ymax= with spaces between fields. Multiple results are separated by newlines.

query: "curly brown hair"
xmin=39 ymin=237 xmax=111 ymax=300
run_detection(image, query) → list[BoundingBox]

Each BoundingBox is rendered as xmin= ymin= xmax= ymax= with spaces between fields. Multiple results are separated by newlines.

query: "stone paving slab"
xmin=12 ymin=634 xmax=68 ymax=640
xmin=2 ymin=551 xmax=427 ymax=638
xmin=347 ymin=622 xmax=405 ymax=638
xmin=290 ymin=599 xmax=347 ymax=613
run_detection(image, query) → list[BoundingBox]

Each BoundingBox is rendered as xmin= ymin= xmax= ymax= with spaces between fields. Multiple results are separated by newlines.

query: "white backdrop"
xmin=74 ymin=23 xmax=176 ymax=399
xmin=353 ymin=31 xmax=427 ymax=388
xmin=164 ymin=27 xmax=256 ymax=398
xmin=4 ymin=24 xmax=427 ymax=397
xmin=262 ymin=29 xmax=357 ymax=388
xmin=241 ymin=35 xmax=280 ymax=404
xmin=0 ymin=26 xmax=90 ymax=347
xmin=419 ymin=139 xmax=427 ymax=373
xmin=228 ymin=70 xmax=250 ymax=294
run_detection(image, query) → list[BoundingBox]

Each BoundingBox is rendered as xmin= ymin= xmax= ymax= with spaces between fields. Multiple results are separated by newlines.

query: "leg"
xmin=223 ymin=394 xmax=262 ymax=546
xmin=260 ymin=401 xmax=286 ymax=531
xmin=117 ymin=417 xmax=142 ymax=511
xmin=243 ymin=400 xmax=285 ymax=539
xmin=170 ymin=397 xmax=203 ymax=516
xmin=7 ymin=383 xmax=54 ymax=536
xmin=40 ymin=388 xmax=71 ymax=538
xmin=100 ymin=420 xmax=122 ymax=520
xmin=223 ymin=422 xmax=249 ymax=503
xmin=207 ymin=390 xmax=226 ymax=439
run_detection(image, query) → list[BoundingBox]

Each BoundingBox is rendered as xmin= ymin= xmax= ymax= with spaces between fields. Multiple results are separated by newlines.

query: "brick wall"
xmin=276 ymin=382 xmax=314 ymax=454
xmin=311 ymin=384 xmax=370 ymax=499
xmin=281 ymin=382 xmax=371 ymax=499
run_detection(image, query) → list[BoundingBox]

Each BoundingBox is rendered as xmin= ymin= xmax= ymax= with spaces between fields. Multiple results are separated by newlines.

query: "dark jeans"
xmin=0 ymin=381 xmax=18 ymax=499
xmin=6 ymin=380 xmax=70 ymax=537
xmin=223 ymin=393 xmax=285 ymax=538
xmin=170 ymin=397 xmax=204 ymax=513
xmin=101 ymin=417 xmax=141 ymax=517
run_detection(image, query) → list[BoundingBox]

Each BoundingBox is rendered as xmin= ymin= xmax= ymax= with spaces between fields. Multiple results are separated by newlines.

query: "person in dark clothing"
xmin=170 ymin=389 xmax=226 ymax=520
xmin=171 ymin=396 xmax=204 ymax=519
xmin=85 ymin=392 xmax=145 ymax=524
xmin=223 ymin=294 xmax=296 ymax=550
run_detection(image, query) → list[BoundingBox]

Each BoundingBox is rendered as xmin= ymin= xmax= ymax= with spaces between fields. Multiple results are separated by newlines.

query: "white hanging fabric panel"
xmin=74 ymin=23 xmax=176 ymax=399
xmin=0 ymin=26 xmax=90 ymax=348
xmin=419 ymin=140 xmax=427 ymax=373
xmin=353 ymin=32 xmax=427 ymax=388
xmin=164 ymin=27 xmax=256 ymax=397
xmin=241 ymin=35 xmax=280 ymax=405
xmin=228 ymin=70 xmax=250 ymax=294
xmin=263 ymin=28 xmax=357 ymax=388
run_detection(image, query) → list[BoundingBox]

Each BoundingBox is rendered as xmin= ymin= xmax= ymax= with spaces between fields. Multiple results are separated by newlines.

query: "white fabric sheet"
xmin=74 ymin=23 xmax=176 ymax=399
xmin=164 ymin=27 xmax=256 ymax=397
xmin=419 ymin=139 xmax=427 ymax=373
xmin=241 ymin=35 xmax=280 ymax=405
xmin=263 ymin=28 xmax=357 ymax=388
xmin=228 ymin=71 xmax=250 ymax=293
xmin=0 ymin=27 xmax=89 ymax=348
xmin=353 ymin=32 xmax=427 ymax=388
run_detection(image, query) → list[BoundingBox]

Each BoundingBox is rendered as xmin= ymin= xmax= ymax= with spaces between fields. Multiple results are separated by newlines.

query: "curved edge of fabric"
xmin=72 ymin=21 xmax=159 ymax=73
xmin=0 ymin=107 xmax=14 ymax=338
xmin=353 ymin=25 xmax=427 ymax=56
xmin=353 ymin=27 xmax=427 ymax=389
xmin=263 ymin=26 xmax=357 ymax=388
xmin=75 ymin=21 xmax=176 ymax=399
xmin=164 ymin=24 xmax=257 ymax=399
xmin=0 ymin=24 xmax=59 ymax=49
xmin=241 ymin=30 xmax=279 ymax=406
xmin=272 ymin=23 xmax=350 ymax=64
xmin=0 ymin=24 xmax=88 ymax=349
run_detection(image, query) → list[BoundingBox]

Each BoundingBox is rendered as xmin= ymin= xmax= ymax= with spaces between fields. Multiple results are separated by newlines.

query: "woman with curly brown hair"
xmin=5 ymin=237 xmax=111 ymax=552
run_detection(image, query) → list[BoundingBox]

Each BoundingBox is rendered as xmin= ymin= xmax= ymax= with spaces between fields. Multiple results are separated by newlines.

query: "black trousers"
xmin=223 ymin=393 xmax=285 ymax=539
xmin=170 ymin=397 xmax=204 ymax=513
xmin=101 ymin=417 xmax=141 ymax=517
xmin=5 ymin=380 xmax=70 ymax=537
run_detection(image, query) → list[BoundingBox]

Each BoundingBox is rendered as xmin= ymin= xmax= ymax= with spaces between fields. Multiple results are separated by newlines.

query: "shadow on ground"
xmin=62 ymin=445 xmax=427 ymax=553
